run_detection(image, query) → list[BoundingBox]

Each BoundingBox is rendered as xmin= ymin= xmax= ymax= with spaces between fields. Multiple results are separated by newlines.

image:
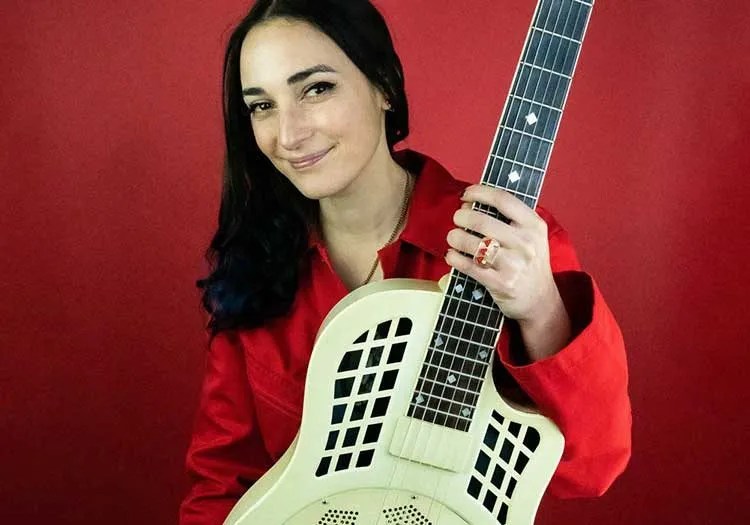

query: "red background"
xmin=2 ymin=0 xmax=749 ymax=523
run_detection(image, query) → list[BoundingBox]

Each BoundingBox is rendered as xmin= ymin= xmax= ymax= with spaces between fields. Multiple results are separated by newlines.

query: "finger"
xmin=461 ymin=184 xmax=540 ymax=228
xmin=445 ymin=247 xmax=516 ymax=298
xmin=445 ymin=247 xmax=494 ymax=282
xmin=452 ymin=209 xmax=527 ymax=253
xmin=446 ymin=227 xmax=485 ymax=258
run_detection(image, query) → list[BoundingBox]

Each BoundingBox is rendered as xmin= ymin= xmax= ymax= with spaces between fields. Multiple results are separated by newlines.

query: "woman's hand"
xmin=445 ymin=184 xmax=571 ymax=361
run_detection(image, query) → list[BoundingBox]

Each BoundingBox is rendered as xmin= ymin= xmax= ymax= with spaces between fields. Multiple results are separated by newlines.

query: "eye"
xmin=247 ymin=101 xmax=272 ymax=116
xmin=305 ymin=81 xmax=335 ymax=97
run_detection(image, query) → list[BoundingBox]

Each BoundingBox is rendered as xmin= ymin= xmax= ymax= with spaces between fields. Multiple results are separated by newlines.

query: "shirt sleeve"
xmin=179 ymin=330 xmax=273 ymax=525
xmin=495 ymin=207 xmax=632 ymax=498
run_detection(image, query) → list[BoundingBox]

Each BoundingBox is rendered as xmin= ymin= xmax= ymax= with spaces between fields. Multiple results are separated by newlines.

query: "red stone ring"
xmin=473 ymin=237 xmax=501 ymax=268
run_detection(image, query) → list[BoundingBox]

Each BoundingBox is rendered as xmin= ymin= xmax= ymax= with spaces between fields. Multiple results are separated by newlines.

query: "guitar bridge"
xmin=389 ymin=416 xmax=474 ymax=472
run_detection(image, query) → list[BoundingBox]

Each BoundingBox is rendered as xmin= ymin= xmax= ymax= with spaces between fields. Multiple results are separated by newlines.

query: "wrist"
xmin=517 ymin=281 xmax=572 ymax=361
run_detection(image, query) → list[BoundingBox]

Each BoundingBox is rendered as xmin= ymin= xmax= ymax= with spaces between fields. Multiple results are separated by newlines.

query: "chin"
xmin=276 ymin=168 xmax=330 ymax=198
xmin=286 ymin=168 xmax=356 ymax=202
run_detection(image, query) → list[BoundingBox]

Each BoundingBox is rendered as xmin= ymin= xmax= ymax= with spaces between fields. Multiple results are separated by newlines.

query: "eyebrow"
xmin=241 ymin=64 xmax=338 ymax=97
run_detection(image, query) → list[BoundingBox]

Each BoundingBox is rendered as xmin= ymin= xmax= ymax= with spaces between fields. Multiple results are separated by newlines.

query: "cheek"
xmin=251 ymin=123 xmax=273 ymax=154
xmin=328 ymin=97 xmax=382 ymax=149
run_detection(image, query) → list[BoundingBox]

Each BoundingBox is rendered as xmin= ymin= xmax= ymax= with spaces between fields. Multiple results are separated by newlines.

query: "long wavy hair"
xmin=197 ymin=0 xmax=410 ymax=336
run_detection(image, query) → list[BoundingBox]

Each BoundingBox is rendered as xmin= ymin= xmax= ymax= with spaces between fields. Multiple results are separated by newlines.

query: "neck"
xmin=319 ymin=148 xmax=410 ymax=249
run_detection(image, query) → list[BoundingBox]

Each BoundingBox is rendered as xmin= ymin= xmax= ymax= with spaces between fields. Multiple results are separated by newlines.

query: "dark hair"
xmin=197 ymin=0 xmax=410 ymax=336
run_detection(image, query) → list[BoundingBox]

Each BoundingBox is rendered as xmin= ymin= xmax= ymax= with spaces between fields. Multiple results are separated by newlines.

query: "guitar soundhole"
xmin=317 ymin=509 xmax=359 ymax=525
xmin=316 ymin=316 xmax=412 ymax=478
xmin=466 ymin=410 xmax=542 ymax=524
xmin=382 ymin=504 xmax=432 ymax=525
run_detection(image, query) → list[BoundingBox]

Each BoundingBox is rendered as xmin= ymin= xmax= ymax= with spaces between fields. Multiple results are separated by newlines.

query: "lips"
xmin=288 ymin=147 xmax=333 ymax=169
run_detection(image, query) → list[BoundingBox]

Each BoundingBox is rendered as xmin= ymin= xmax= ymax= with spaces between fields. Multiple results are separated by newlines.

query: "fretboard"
xmin=408 ymin=0 xmax=594 ymax=432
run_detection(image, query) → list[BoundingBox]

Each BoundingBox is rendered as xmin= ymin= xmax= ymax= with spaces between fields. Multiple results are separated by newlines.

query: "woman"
xmin=179 ymin=0 xmax=631 ymax=523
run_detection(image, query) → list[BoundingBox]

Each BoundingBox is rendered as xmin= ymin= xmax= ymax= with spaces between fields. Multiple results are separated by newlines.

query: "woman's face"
xmin=239 ymin=18 xmax=389 ymax=200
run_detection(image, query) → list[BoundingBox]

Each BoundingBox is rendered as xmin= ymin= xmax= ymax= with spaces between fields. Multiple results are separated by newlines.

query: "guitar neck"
xmin=483 ymin=0 xmax=594 ymax=204
xmin=408 ymin=0 xmax=595 ymax=432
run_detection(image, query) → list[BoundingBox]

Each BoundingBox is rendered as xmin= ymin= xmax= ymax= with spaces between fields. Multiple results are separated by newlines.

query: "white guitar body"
xmin=225 ymin=278 xmax=563 ymax=525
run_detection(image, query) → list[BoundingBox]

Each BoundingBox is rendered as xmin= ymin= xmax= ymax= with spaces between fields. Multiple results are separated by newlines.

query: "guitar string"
xmin=450 ymin=2 xmax=567 ymax=520
xmin=405 ymin=1 xmax=560 ymax=520
xmin=446 ymin=3 xmax=588 ymax=521
xmin=375 ymin=1 xmax=568 ymax=522
xmin=371 ymin=1 xmax=586 ymax=522
xmin=424 ymin=2 xmax=583 ymax=522
xmin=448 ymin=0 xmax=576 ymax=436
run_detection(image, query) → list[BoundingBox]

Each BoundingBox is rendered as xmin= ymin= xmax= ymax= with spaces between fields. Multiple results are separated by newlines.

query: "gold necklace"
xmin=359 ymin=169 xmax=413 ymax=287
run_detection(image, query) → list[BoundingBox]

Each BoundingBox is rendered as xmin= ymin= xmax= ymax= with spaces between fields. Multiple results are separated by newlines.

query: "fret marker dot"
xmin=454 ymin=283 xmax=464 ymax=294
xmin=508 ymin=170 xmax=521 ymax=183
xmin=525 ymin=112 xmax=538 ymax=125
xmin=447 ymin=374 xmax=457 ymax=384
xmin=416 ymin=394 xmax=425 ymax=405
xmin=434 ymin=335 xmax=445 ymax=348
xmin=472 ymin=289 xmax=484 ymax=301
xmin=462 ymin=407 xmax=472 ymax=417
xmin=479 ymin=350 xmax=488 ymax=360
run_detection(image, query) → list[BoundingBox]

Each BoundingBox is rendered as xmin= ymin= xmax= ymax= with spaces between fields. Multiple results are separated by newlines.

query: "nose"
xmin=277 ymin=105 xmax=313 ymax=151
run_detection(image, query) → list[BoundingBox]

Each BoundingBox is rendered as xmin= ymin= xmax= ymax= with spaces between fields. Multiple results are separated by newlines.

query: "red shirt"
xmin=179 ymin=149 xmax=631 ymax=524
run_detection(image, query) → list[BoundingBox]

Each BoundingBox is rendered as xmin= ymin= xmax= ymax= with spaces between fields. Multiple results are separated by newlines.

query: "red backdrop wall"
xmin=2 ymin=0 xmax=749 ymax=523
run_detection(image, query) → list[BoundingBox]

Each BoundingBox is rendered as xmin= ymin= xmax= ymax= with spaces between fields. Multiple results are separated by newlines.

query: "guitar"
xmin=226 ymin=1 xmax=595 ymax=523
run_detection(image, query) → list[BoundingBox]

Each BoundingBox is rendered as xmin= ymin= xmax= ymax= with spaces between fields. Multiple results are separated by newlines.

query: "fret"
xmin=424 ymin=350 xmax=489 ymax=378
xmin=502 ymin=95 xmax=561 ymax=142
xmin=533 ymin=26 xmax=581 ymax=45
xmin=426 ymin=346 xmax=488 ymax=367
xmin=440 ymin=304 xmax=502 ymax=335
xmin=433 ymin=329 xmax=497 ymax=351
xmin=472 ymin=202 xmax=505 ymax=219
xmin=524 ymin=29 xmax=580 ymax=78
xmin=444 ymin=282 xmax=497 ymax=306
xmin=534 ymin=0 xmax=591 ymax=43
xmin=486 ymin=159 xmax=544 ymax=196
xmin=500 ymin=187 xmax=539 ymax=203
xmin=481 ymin=179 xmax=540 ymax=201
xmin=437 ymin=313 xmax=494 ymax=333
xmin=438 ymin=312 xmax=496 ymax=335
xmin=410 ymin=390 xmax=475 ymax=413
xmin=408 ymin=404 xmax=472 ymax=432
xmin=493 ymin=127 xmax=553 ymax=170
xmin=517 ymin=61 xmax=572 ymax=81
xmin=510 ymin=94 xmax=563 ymax=115
xmin=511 ymin=63 xmax=570 ymax=109
xmin=444 ymin=292 xmax=497 ymax=312
xmin=420 ymin=361 xmax=486 ymax=388
xmin=488 ymin=154 xmax=546 ymax=175
xmin=498 ymin=125 xmax=554 ymax=146
xmin=415 ymin=377 xmax=481 ymax=404
xmin=428 ymin=348 xmax=495 ymax=379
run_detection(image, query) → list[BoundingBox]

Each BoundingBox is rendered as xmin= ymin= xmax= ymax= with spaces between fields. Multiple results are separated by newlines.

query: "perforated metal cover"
xmin=317 ymin=508 xmax=359 ymax=525
xmin=315 ymin=317 xmax=412 ymax=478
xmin=314 ymin=503 xmax=434 ymax=525
xmin=466 ymin=410 xmax=541 ymax=524
xmin=382 ymin=504 xmax=433 ymax=525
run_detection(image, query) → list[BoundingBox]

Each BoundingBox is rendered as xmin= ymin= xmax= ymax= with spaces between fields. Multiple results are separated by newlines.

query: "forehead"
xmin=239 ymin=18 xmax=351 ymax=85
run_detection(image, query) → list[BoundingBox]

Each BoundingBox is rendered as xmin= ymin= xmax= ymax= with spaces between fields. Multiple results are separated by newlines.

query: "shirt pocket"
xmin=246 ymin=355 xmax=305 ymax=459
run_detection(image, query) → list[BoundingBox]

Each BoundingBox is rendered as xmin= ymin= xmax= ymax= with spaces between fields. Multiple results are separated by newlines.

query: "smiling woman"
xmin=238 ymin=18 xmax=398 ymax=202
xmin=180 ymin=1 xmax=631 ymax=524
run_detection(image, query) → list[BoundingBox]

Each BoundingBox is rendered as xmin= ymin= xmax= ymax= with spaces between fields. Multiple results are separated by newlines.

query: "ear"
xmin=372 ymin=86 xmax=391 ymax=112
